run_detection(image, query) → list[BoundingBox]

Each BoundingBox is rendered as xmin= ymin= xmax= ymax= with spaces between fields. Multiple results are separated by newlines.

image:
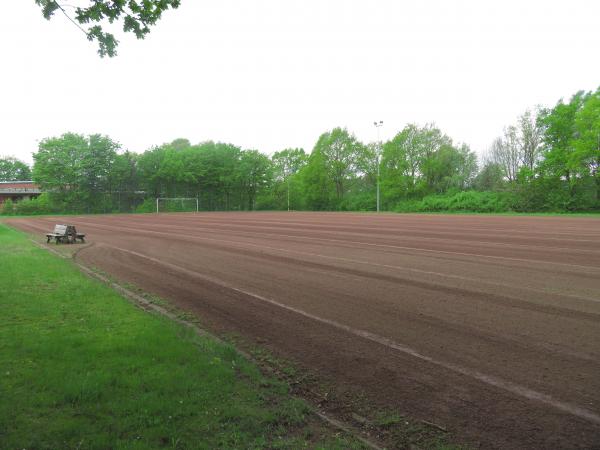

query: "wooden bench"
xmin=46 ymin=224 xmax=86 ymax=244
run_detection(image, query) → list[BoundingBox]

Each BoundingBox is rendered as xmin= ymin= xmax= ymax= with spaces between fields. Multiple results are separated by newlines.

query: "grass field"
xmin=0 ymin=224 xmax=364 ymax=449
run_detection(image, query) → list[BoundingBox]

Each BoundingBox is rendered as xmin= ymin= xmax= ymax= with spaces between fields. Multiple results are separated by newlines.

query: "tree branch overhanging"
xmin=35 ymin=0 xmax=181 ymax=57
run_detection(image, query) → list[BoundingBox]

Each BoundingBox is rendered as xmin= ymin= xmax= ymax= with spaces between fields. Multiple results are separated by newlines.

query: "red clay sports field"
xmin=9 ymin=212 xmax=600 ymax=449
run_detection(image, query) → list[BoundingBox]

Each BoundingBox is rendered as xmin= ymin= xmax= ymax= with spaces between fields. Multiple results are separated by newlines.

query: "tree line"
xmin=1 ymin=86 xmax=598 ymax=215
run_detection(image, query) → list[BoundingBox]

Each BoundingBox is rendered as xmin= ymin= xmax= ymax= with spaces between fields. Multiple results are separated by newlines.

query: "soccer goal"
xmin=155 ymin=197 xmax=199 ymax=213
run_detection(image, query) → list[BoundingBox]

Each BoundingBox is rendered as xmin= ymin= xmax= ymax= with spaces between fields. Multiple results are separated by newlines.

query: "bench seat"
xmin=45 ymin=224 xmax=85 ymax=244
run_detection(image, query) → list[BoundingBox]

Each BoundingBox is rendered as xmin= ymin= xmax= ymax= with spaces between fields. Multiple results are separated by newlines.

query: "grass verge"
xmin=0 ymin=224 xmax=365 ymax=449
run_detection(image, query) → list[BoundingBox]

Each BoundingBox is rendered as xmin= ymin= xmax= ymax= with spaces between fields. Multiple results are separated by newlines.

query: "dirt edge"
xmin=29 ymin=238 xmax=388 ymax=450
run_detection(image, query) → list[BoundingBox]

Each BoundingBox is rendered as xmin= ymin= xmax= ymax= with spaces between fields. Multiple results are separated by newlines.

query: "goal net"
xmin=156 ymin=198 xmax=199 ymax=213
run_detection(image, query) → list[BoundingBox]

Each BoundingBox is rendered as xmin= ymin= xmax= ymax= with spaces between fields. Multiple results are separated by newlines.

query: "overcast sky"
xmin=1 ymin=0 xmax=599 ymax=164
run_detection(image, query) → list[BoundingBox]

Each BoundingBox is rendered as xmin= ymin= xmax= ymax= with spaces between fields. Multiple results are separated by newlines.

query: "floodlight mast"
xmin=287 ymin=176 xmax=290 ymax=212
xmin=373 ymin=120 xmax=384 ymax=213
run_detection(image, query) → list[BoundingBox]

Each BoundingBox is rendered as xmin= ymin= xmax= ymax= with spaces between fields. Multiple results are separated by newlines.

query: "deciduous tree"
xmin=313 ymin=128 xmax=365 ymax=202
xmin=518 ymin=109 xmax=544 ymax=171
xmin=0 ymin=157 xmax=31 ymax=181
xmin=35 ymin=0 xmax=181 ymax=57
xmin=33 ymin=133 xmax=119 ymax=211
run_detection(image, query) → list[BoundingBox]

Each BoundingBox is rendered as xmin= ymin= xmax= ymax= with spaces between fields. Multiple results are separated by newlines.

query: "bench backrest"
xmin=53 ymin=224 xmax=68 ymax=235
xmin=53 ymin=224 xmax=79 ymax=236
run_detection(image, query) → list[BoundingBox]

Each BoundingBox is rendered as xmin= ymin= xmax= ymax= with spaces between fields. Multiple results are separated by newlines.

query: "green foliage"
xmin=394 ymin=191 xmax=515 ymax=213
xmin=7 ymin=84 xmax=599 ymax=216
xmin=33 ymin=133 xmax=123 ymax=213
xmin=135 ymin=198 xmax=156 ymax=213
xmin=381 ymin=124 xmax=478 ymax=207
xmin=272 ymin=148 xmax=308 ymax=181
xmin=256 ymin=173 xmax=305 ymax=211
xmin=267 ymin=149 xmax=308 ymax=210
xmin=136 ymin=139 xmax=273 ymax=211
xmin=0 ymin=157 xmax=31 ymax=181
xmin=35 ymin=0 xmax=181 ymax=57
xmin=473 ymin=162 xmax=506 ymax=191
xmin=312 ymin=127 xmax=367 ymax=203
xmin=2 ymin=193 xmax=60 ymax=215
xmin=298 ymin=149 xmax=333 ymax=210
xmin=339 ymin=190 xmax=377 ymax=211
xmin=238 ymin=150 xmax=273 ymax=210
xmin=538 ymin=91 xmax=586 ymax=182
xmin=1 ymin=198 xmax=14 ymax=214
xmin=535 ymin=88 xmax=600 ymax=210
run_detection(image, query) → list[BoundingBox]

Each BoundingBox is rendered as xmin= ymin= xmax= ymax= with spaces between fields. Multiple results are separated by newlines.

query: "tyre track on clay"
xmin=91 ymin=242 xmax=600 ymax=427
xmin=74 ymin=241 xmax=600 ymax=449
xmin=67 ymin=220 xmax=600 ymax=400
xmin=76 ymin=216 xmax=600 ymax=266
xmin=31 ymin=218 xmax=600 ymax=369
xmin=156 ymin=216 xmax=600 ymax=250
xmin=71 ymin=218 xmax=600 ymax=300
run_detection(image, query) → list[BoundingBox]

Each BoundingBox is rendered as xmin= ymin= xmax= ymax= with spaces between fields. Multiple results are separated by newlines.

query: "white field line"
xmin=160 ymin=216 xmax=600 ymax=243
xmin=100 ymin=243 xmax=600 ymax=426
xmin=132 ymin=212 xmax=600 ymax=240
xmin=74 ymin=218 xmax=600 ymax=272
xmin=26 ymin=238 xmax=383 ymax=450
xmin=74 ymin=221 xmax=600 ymax=303
xmin=79 ymin=217 xmax=600 ymax=254
xmin=21 ymin=212 xmax=600 ymax=240
xmin=230 ymin=239 xmax=600 ymax=305
xmin=206 ymin=229 xmax=600 ymax=271
xmin=163 ymin=223 xmax=600 ymax=255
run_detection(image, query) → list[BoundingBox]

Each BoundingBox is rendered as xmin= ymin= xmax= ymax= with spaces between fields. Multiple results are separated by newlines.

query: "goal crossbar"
xmin=156 ymin=197 xmax=199 ymax=213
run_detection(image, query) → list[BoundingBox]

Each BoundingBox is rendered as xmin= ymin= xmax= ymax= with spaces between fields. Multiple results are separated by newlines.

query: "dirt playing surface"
xmin=9 ymin=212 xmax=600 ymax=449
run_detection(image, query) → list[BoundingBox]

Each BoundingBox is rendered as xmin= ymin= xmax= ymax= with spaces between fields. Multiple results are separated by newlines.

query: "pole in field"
xmin=373 ymin=120 xmax=383 ymax=213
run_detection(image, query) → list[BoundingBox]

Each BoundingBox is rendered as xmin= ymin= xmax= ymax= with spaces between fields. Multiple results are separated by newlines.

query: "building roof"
xmin=0 ymin=180 xmax=35 ymax=184
xmin=0 ymin=181 xmax=41 ymax=194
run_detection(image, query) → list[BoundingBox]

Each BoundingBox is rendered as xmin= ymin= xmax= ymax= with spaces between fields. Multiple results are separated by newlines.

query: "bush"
xmin=135 ymin=198 xmax=156 ymax=213
xmin=1 ymin=194 xmax=64 ymax=216
xmin=1 ymin=198 xmax=15 ymax=215
xmin=12 ymin=193 xmax=64 ymax=215
xmin=393 ymin=191 xmax=516 ymax=213
xmin=255 ymin=194 xmax=281 ymax=211
xmin=339 ymin=191 xmax=377 ymax=211
xmin=393 ymin=199 xmax=424 ymax=213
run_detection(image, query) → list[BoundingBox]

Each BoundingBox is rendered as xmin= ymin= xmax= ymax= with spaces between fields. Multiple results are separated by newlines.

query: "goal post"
xmin=155 ymin=197 xmax=199 ymax=213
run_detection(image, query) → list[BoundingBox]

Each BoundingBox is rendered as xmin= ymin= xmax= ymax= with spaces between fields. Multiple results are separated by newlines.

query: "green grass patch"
xmin=0 ymin=225 xmax=364 ymax=449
